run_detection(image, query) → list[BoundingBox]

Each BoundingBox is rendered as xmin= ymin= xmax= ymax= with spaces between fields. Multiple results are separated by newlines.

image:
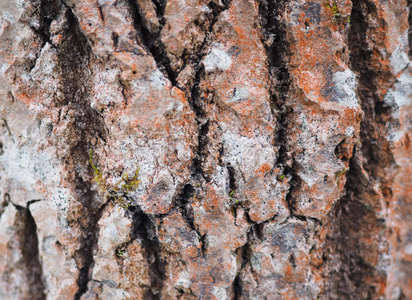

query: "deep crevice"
xmin=128 ymin=205 xmax=166 ymax=299
xmin=60 ymin=7 xmax=108 ymax=298
xmin=35 ymin=2 xmax=109 ymax=299
xmin=127 ymin=0 xmax=178 ymax=86
xmin=322 ymin=148 xmax=384 ymax=298
xmin=232 ymin=222 xmax=262 ymax=299
xmin=284 ymin=164 xmax=302 ymax=216
xmin=28 ymin=0 xmax=60 ymax=47
xmin=227 ymin=164 xmax=236 ymax=196
xmin=323 ymin=0 xmax=395 ymax=295
xmin=13 ymin=202 xmax=47 ymax=300
xmin=73 ymin=179 xmax=109 ymax=300
xmin=334 ymin=138 xmax=350 ymax=162
xmin=408 ymin=0 xmax=412 ymax=60
xmin=259 ymin=0 xmax=292 ymax=141
xmin=0 ymin=192 xmax=10 ymax=218
xmin=292 ymin=214 xmax=323 ymax=227
xmin=348 ymin=0 xmax=396 ymax=177
xmin=56 ymin=6 xmax=92 ymax=105
xmin=232 ymin=242 xmax=250 ymax=299
xmin=151 ymin=0 xmax=167 ymax=25
xmin=259 ymin=0 xmax=299 ymax=218
xmin=181 ymin=0 xmax=233 ymax=183
xmin=188 ymin=64 xmax=209 ymax=182
xmin=170 ymin=182 xmax=209 ymax=255
xmin=289 ymin=253 xmax=296 ymax=268
xmin=196 ymin=119 xmax=210 ymax=181
xmin=200 ymin=233 xmax=208 ymax=256
xmin=177 ymin=0 xmax=233 ymax=77
xmin=173 ymin=184 xmax=196 ymax=231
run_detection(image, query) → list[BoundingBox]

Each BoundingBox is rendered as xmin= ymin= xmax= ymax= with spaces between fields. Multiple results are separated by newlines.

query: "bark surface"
xmin=0 ymin=0 xmax=411 ymax=299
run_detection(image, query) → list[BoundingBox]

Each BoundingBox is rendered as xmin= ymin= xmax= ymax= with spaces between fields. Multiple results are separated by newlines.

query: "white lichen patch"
xmin=345 ymin=126 xmax=355 ymax=137
xmin=389 ymin=32 xmax=409 ymax=75
xmin=149 ymin=69 xmax=167 ymax=90
xmin=222 ymin=131 xmax=275 ymax=178
xmin=212 ymin=286 xmax=229 ymax=300
xmin=387 ymin=130 xmax=405 ymax=143
xmin=203 ymin=46 xmax=232 ymax=72
xmin=390 ymin=47 xmax=409 ymax=75
xmin=384 ymin=71 xmax=412 ymax=117
xmin=332 ymin=69 xmax=358 ymax=108
xmin=0 ymin=144 xmax=60 ymax=205
xmin=174 ymin=271 xmax=191 ymax=289
xmin=404 ymin=243 xmax=412 ymax=255
xmin=228 ymin=87 xmax=250 ymax=103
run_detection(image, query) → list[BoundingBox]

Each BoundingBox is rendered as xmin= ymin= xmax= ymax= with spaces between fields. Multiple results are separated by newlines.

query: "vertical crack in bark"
xmin=29 ymin=0 xmax=60 ymax=47
xmin=259 ymin=0 xmax=291 ymax=147
xmin=173 ymin=185 xmax=198 ymax=230
xmin=348 ymin=0 xmax=395 ymax=176
xmin=258 ymin=0 xmax=296 ymax=215
xmin=408 ymin=0 xmax=412 ymax=60
xmin=58 ymin=7 xmax=107 ymax=299
xmin=128 ymin=205 xmax=166 ymax=299
xmin=232 ymin=222 xmax=263 ymax=299
xmin=323 ymin=147 xmax=383 ymax=298
xmin=227 ymin=164 xmax=236 ymax=196
xmin=170 ymin=183 xmax=208 ymax=256
xmin=34 ymin=1 xmax=109 ymax=298
xmin=284 ymin=163 xmax=302 ymax=215
xmin=177 ymin=0 xmax=233 ymax=78
xmin=151 ymin=0 xmax=167 ymax=25
xmin=190 ymin=65 xmax=209 ymax=181
xmin=73 ymin=179 xmax=105 ymax=300
xmin=127 ymin=0 xmax=178 ymax=86
xmin=232 ymin=241 xmax=250 ymax=299
xmin=322 ymin=0 xmax=396 ymax=297
xmin=0 ymin=193 xmax=10 ymax=218
xmin=185 ymin=0 xmax=233 ymax=182
xmin=13 ymin=201 xmax=46 ymax=300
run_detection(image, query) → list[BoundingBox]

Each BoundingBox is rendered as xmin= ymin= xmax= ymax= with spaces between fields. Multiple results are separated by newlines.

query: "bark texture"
xmin=0 ymin=0 xmax=411 ymax=299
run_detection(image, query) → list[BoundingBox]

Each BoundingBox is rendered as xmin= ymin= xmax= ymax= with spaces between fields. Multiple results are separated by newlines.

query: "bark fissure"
xmin=170 ymin=183 xmax=208 ymax=255
xmin=173 ymin=184 xmax=197 ymax=231
xmin=284 ymin=167 xmax=302 ymax=216
xmin=258 ymin=0 xmax=300 ymax=217
xmin=11 ymin=201 xmax=47 ymax=300
xmin=232 ymin=223 xmax=262 ymax=299
xmin=348 ymin=0 xmax=395 ymax=176
xmin=0 ymin=193 xmax=10 ymax=218
xmin=27 ymin=0 xmax=60 ymax=48
xmin=73 ymin=181 xmax=109 ymax=300
xmin=181 ymin=0 xmax=233 ymax=186
xmin=34 ymin=2 xmax=110 ymax=298
xmin=323 ymin=148 xmax=383 ymax=298
xmin=128 ymin=205 xmax=166 ymax=299
xmin=188 ymin=65 xmax=209 ymax=183
xmin=227 ymin=164 xmax=236 ymax=196
xmin=151 ymin=0 xmax=167 ymax=25
xmin=408 ymin=0 xmax=412 ymax=59
xmin=177 ymin=0 xmax=233 ymax=77
xmin=321 ymin=0 xmax=397 ymax=296
xmin=259 ymin=0 xmax=292 ymax=150
xmin=127 ymin=0 xmax=178 ymax=86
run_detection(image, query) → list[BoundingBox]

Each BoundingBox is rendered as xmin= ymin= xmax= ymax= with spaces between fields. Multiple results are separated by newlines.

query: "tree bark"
xmin=0 ymin=0 xmax=411 ymax=299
